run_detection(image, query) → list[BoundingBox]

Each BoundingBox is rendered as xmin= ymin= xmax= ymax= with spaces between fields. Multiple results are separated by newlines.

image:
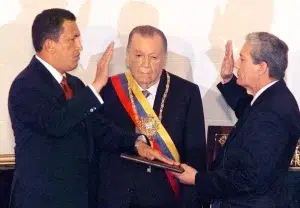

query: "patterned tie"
xmin=142 ymin=90 xmax=150 ymax=98
xmin=60 ymin=77 xmax=73 ymax=100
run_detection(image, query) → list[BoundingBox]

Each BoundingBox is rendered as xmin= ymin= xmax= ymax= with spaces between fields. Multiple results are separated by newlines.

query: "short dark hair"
xmin=246 ymin=32 xmax=289 ymax=80
xmin=127 ymin=25 xmax=168 ymax=53
xmin=32 ymin=8 xmax=76 ymax=52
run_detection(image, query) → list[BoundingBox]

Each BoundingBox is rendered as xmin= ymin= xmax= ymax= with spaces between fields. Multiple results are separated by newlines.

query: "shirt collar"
xmin=135 ymin=79 xmax=160 ymax=96
xmin=35 ymin=55 xmax=65 ymax=84
xmin=251 ymin=80 xmax=278 ymax=106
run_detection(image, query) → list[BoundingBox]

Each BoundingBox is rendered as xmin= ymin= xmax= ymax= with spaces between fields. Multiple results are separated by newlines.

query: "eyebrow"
xmin=134 ymin=50 xmax=159 ymax=56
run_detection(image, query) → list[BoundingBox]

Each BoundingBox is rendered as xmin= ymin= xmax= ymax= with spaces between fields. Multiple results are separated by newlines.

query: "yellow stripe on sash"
xmin=125 ymin=72 xmax=180 ymax=162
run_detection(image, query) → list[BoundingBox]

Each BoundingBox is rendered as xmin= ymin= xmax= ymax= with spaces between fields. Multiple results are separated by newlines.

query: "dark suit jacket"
xmin=98 ymin=70 xmax=207 ymax=207
xmin=194 ymin=76 xmax=300 ymax=207
xmin=8 ymin=56 xmax=138 ymax=208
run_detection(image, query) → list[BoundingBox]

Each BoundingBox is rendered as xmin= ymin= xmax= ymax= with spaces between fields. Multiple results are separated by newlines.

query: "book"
xmin=120 ymin=153 xmax=184 ymax=173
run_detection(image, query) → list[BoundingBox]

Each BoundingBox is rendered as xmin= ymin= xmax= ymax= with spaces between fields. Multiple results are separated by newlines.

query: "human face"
xmin=235 ymin=41 xmax=261 ymax=94
xmin=126 ymin=33 xmax=166 ymax=89
xmin=52 ymin=20 xmax=82 ymax=73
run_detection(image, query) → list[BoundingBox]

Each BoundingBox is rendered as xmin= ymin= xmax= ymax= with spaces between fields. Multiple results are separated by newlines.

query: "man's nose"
xmin=141 ymin=56 xmax=150 ymax=68
xmin=76 ymin=38 xmax=83 ymax=51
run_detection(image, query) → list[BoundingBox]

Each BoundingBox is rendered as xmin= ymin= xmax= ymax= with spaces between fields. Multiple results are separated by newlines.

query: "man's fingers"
xmin=225 ymin=41 xmax=230 ymax=55
xmin=226 ymin=40 xmax=234 ymax=68
xmin=104 ymin=41 xmax=114 ymax=56
xmin=105 ymin=47 xmax=114 ymax=64
xmin=101 ymin=41 xmax=114 ymax=62
xmin=225 ymin=40 xmax=232 ymax=54
xmin=171 ymin=163 xmax=187 ymax=177
xmin=228 ymin=41 xmax=234 ymax=60
xmin=180 ymin=164 xmax=189 ymax=169
xmin=152 ymin=150 xmax=175 ymax=165
xmin=97 ymin=42 xmax=114 ymax=71
xmin=147 ymin=148 xmax=173 ymax=164
xmin=137 ymin=144 xmax=176 ymax=165
xmin=227 ymin=40 xmax=232 ymax=48
xmin=171 ymin=171 xmax=181 ymax=177
xmin=174 ymin=161 xmax=181 ymax=166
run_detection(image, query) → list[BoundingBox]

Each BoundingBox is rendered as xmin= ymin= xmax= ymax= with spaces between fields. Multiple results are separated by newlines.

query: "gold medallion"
xmin=137 ymin=114 xmax=159 ymax=137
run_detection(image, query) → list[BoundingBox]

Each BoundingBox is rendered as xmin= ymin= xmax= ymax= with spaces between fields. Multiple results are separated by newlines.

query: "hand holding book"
xmin=120 ymin=153 xmax=184 ymax=173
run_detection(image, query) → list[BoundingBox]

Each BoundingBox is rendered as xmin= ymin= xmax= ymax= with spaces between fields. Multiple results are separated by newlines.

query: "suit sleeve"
xmin=195 ymin=111 xmax=287 ymax=200
xmin=181 ymin=84 xmax=207 ymax=206
xmin=217 ymin=76 xmax=253 ymax=119
xmin=8 ymin=77 xmax=102 ymax=138
xmin=89 ymin=109 xmax=139 ymax=153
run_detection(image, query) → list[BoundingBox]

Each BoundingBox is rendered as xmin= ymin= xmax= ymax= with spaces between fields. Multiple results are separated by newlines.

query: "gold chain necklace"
xmin=128 ymin=72 xmax=170 ymax=137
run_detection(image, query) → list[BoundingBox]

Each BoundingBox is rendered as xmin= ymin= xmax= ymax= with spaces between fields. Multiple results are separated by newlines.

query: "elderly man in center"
xmin=96 ymin=25 xmax=207 ymax=208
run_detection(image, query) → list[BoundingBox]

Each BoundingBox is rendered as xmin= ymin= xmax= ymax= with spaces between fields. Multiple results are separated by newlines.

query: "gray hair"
xmin=127 ymin=25 xmax=168 ymax=53
xmin=246 ymin=32 xmax=288 ymax=80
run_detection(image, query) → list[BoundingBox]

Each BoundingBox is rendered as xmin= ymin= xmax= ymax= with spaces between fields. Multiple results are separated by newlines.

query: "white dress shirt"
xmin=135 ymin=79 xmax=160 ymax=107
xmin=35 ymin=55 xmax=104 ymax=104
xmin=250 ymin=80 xmax=278 ymax=106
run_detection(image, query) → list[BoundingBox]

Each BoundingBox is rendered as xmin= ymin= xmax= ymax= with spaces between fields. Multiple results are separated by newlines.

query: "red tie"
xmin=60 ymin=77 xmax=73 ymax=100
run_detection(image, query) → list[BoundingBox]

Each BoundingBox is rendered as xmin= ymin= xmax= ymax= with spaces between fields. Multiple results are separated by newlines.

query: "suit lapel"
xmin=251 ymin=79 xmax=284 ymax=108
xmin=225 ymin=105 xmax=252 ymax=145
xmin=153 ymin=70 xmax=167 ymax=115
xmin=213 ymin=105 xmax=252 ymax=167
xmin=33 ymin=56 xmax=66 ymax=104
xmin=66 ymin=73 xmax=79 ymax=96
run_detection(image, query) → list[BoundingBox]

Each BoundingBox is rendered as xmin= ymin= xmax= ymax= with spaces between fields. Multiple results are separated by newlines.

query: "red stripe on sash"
xmin=150 ymin=138 xmax=180 ymax=199
xmin=111 ymin=75 xmax=137 ymax=123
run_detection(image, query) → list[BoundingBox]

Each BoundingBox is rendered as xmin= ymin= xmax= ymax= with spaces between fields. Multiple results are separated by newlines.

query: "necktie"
xmin=142 ymin=90 xmax=150 ymax=98
xmin=60 ymin=77 xmax=73 ymax=100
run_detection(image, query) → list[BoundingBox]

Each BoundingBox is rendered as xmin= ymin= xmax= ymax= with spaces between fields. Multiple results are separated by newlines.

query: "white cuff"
xmin=88 ymin=85 xmax=104 ymax=104
xmin=137 ymin=135 xmax=148 ymax=143
xmin=221 ymin=75 xmax=233 ymax=84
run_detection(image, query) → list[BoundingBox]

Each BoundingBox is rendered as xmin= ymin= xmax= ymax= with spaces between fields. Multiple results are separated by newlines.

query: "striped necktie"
xmin=142 ymin=90 xmax=150 ymax=98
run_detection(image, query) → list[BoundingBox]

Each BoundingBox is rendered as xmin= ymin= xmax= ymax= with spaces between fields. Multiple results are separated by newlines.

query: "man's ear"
xmin=43 ymin=39 xmax=55 ymax=54
xmin=258 ymin=61 xmax=268 ymax=76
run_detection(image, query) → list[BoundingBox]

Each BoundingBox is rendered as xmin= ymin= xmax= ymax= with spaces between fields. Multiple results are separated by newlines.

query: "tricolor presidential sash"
xmin=111 ymin=72 xmax=180 ymax=198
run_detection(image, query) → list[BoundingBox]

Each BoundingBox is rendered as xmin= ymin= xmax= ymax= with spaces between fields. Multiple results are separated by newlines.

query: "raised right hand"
xmin=92 ymin=41 xmax=114 ymax=92
xmin=221 ymin=40 xmax=234 ymax=83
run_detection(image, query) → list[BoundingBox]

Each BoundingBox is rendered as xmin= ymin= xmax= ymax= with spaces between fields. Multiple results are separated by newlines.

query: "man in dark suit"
xmin=173 ymin=32 xmax=300 ymax=207
xmin=8 ymin=9 xmax=171 ymax=208
xmin=97 ymin=25 xmax=207 ymax=207
xmin=218 ymin=39 xmax=300 ymax=208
